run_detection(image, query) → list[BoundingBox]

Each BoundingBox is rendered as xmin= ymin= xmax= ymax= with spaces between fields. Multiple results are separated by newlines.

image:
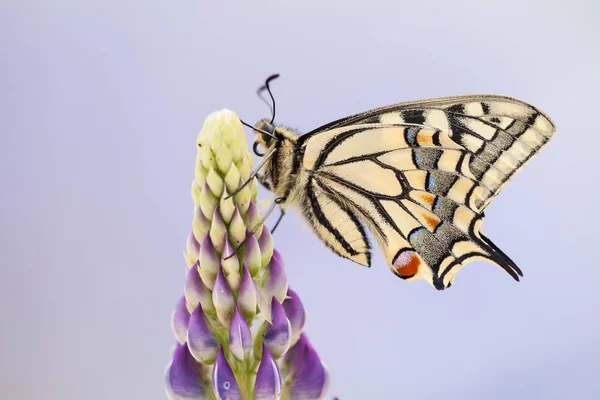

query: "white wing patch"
xmin=299 ymin=95 xmax=555 ymax=290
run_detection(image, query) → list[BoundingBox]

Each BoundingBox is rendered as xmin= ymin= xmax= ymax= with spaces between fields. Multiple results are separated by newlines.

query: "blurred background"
xmin=1 ymin=1 xmax=599 ymax=399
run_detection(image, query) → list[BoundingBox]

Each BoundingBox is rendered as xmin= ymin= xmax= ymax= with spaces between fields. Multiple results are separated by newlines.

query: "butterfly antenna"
xmin=257 ymin=88 xmax=273 ymax=117
xmin=239 ymin=119 xmax=278 ymax=140
xmin=257 ymin=73 xmax=279 ymax=124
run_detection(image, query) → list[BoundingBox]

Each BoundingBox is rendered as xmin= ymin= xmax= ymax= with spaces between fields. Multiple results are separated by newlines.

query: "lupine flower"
xmin=282 ymin=289 xmax=306 ymax=347
xmin=213 ymin=347 xmax=241 ymax=399
xmin=187 ymin=304 xmax=218 ymax=364
xmin=165 ymin=343 xmax=207 ymax=400
xmin=229 ymin=306 xmax=252 ymax=361
xmin=165 ymin=109 xmax=330 ymax=399
xmin=238 ymin=264 xmax=258 ymax=320
xmin=255 ymin=344 xmax=282 ymax=400
xmin=264 ymin=298 xmax=292 ymax=359
xmin=283 ymin=335 xmax=330 ymax=400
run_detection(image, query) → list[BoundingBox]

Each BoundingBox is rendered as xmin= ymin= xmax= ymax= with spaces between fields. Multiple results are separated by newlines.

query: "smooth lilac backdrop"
xmin=1 ymin=1 xmax=599 ymax=399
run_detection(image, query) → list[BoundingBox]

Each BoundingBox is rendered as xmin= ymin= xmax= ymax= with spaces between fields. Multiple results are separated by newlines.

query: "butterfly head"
xmin=252 ymin=119 xmax=279 ymax=157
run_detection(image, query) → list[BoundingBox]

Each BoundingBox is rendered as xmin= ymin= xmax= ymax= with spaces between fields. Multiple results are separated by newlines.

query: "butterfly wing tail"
xmin=478 ymin=232 xmax=523 ymax=280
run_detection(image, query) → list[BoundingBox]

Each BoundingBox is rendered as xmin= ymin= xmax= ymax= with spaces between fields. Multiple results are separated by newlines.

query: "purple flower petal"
xmin=243 ymin=230 xmax=261 ymax=277
xmin=254 ymin=345 xmax=282 ymax=400
xmin=246 ymin=202 xmax=263 ymax=237
xmin=281 ymin=334 xmax=305 ymax=377
xmin=272 ymin=249 xmax=282 ymax=262
xmin=199 ymin=236 xmax=219 ymax=290
xmin=165 ymin=343 xmax=206 ymax=399
xmin=172 ymin=296 xmax=191 ymax=344
xmin=228 ymin=306 xmax=252 ymax=361
xmin=185 ymin=232 xmax=201 ymax=266
xmin=238 ymin=264 xmax=258 ymax=319
xmin=187 ymin=304 xmax=218 ymax=364
xmin=258 ymin=227 xmax=274 ymax=268
xmin=199 ymin=181 xmax=218 ymax=221
xmin=266 ymin=254 xmax=288 ymax=304
xmin=228 ymin=207 xmax=246 ymax=249
xmin=286 ymin=335 xmax=329 ymax=400
xmin=264 ymin=298 xmax=291 ymax=359
xmin=283 ymin=288 xmax=306 ymax=346
xmin=185 ymin=264 xmax=215 ymax=314
xmin=257 ymin=250 xmax=288 ymax=320
xmin=193 ymin=206 xmax=211 ymax=240
xmin=257 ymin=255 xmax=287 ymax=323
xmin=212 ymin=265 xmax=234 ymax=326
xmin=212 ymin=347 xmax=241 ymax=400
xmin=291 ymin=363 xmax=329 ymax=400
xmin=221 ymin=237 xmax=240 ymax=276
xmin=209 ymin=209 xmax=227 ymax=253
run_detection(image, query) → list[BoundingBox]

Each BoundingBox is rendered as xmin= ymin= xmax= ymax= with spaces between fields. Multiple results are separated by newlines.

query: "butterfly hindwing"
xmin=299 ymin=95 xmax=554 ymax=289
xmin=305 ymin=126 xmax=487 ymax=288
xmin=300 ymin=176 xmax=371 ymax=267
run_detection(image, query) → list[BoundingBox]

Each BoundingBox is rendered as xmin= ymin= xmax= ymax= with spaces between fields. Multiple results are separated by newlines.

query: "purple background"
xmin=1 ymin=1 xmax=599 ymax=399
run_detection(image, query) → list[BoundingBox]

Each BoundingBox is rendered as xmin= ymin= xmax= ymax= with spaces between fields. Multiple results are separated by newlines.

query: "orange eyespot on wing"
xmin=393 ymin=250 xmax=421 ymax=279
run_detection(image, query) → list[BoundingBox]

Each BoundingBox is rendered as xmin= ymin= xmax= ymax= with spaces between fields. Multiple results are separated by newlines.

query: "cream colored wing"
xmin=299 ymin=176 xmax=371 ymax=267
xmin=298 ymin=95 xmax=555 ymax=290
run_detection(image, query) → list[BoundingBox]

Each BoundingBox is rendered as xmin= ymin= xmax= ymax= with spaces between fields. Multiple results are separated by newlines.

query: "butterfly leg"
xmin=271 ymin=208 xmax=286 ymax=234
xmin=256 ymin=196 xmax=280 ymax=230
xmin=269 ymin=195 xmax=288 ymax=234
xmin=255 ymin=176 xmax=288 ymax=231
xmin=257 ymin=196 xmax=287 ymax=234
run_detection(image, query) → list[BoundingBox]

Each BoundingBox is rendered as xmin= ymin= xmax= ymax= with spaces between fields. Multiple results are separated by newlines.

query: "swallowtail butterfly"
xmin=242 ymin=75 xmax=555 ymax=290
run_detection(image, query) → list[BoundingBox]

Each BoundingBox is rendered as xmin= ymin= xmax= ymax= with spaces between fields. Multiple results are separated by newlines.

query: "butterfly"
xmin=238 ymin=74 xmax=555 ymax=290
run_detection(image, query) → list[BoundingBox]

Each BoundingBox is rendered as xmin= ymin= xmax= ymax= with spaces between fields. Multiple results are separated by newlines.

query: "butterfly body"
xmin=252 ymin=95 xmax=555 ymax=290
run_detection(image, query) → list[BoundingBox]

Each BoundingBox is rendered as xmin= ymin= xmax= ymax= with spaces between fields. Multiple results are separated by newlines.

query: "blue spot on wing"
xmin=432 ymin=196 xmax=440 ymax=210
xmin=408 ymin=228 xmax=423 ymax=242
xmin=426 ymin=173 xmax=436 ymax=191
xmin=406 ymin=128 xmax=418 ymax=146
